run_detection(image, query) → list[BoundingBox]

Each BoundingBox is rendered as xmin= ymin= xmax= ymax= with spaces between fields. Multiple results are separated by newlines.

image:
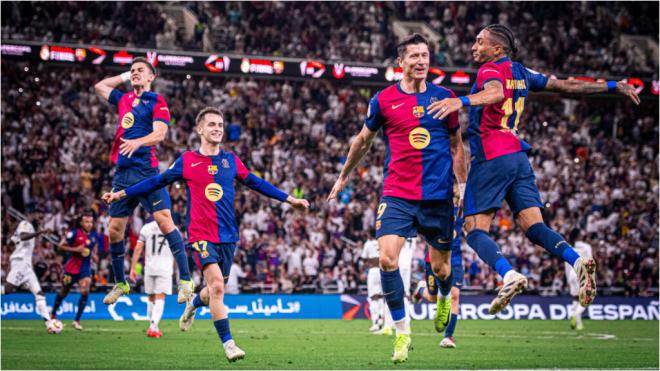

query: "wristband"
xmin=458 ymin=96 xmax=471 ymax=107
xmin=120 ymin=72 xmax=131 ymax=83
xmin=606 ymin=81 xmax=617 ymax=93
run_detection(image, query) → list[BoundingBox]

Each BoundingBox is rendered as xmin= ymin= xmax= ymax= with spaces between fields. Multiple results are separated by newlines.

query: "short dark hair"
xmin=195 ymin=106 xmax=224 ymax=126
xmin=131 ymin=57 xmax=157 ymax=75
xmin=484 ymin=24 xmax=518 ymax=55
xmin=396 ymin=33 xmax=430 ymax=58
xmin=78 ymin=209 xmax=95 ymax=225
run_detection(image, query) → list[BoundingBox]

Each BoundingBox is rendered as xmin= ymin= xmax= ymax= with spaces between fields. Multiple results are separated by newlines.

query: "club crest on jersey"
xmin=204 ymin=183 xmax=223 ymax=202
xmin=409 ymin=127 xmax=431 ymax=150
xmin=121 ymin=112 xmax=135 ymax=129
xmin=208 ymin=165 xmax=218 ymax=175
xmin=222 ymin=159 xmax=229 ymax=168
xmin=132 ymin=98 xmax=140 ymax=107
xmin=412 ymin=105 xmax=425 ymax=118
xmin=375 ymin=220 xmax=382 ymax=230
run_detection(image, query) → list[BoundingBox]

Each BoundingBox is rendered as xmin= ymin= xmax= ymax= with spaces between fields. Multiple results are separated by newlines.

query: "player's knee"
xmin=108 ymin=224 xmax=124 ymax=242
xmin=208 ymin=278 xmax=225 ymax=298
xmin=153 ymin=212 xmax=175 ymax=234
xmin=379 ymin=255 xmax=398 ymax=271
xmin=450 ymin=288 xmax=460 ymax=301
xmin=433 ymin=265 xmax=451 ymax=281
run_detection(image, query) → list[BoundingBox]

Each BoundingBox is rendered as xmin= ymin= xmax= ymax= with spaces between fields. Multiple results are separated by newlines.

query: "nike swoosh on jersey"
xmin=392 ymin=103 xmax=404 ymax=109
xmin=191 ymin=162 xmax=203 ymax=167
xmin=152 ymin=200 xmax=163 ymax=206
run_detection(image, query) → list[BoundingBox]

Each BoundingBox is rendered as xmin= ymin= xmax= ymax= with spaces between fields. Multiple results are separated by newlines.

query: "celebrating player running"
xmin=102 ymin=107 xmax=309 ymax=362
xmin=328 ymin=33 xmax=468 ymax=363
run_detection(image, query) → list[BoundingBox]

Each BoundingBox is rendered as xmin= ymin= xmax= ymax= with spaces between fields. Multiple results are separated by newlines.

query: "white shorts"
xmin=566 ymin=267 xmax=579 ymax=297
xmin=7 ymin=262 xmax=41 ymax=294
xmin=367 ymin=268 xmax=382 ymax=298
xmin=144 ymin=275 xmax=172 ymax=295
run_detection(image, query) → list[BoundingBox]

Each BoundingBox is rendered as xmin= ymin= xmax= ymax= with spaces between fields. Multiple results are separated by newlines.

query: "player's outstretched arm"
xmin=241 ymin=173 xmax=310 ymax=211
xmin=94 ymin=72 xmax=130 ymax=101
xmin=428 ymin=81 xmax=505 ymax=120
xmin=102 ymin=159 xmax=182 ymax=205
xmin=129 ymin=240 xmax=145 ymax=283
xmin=17 ymin=228 xmax=52 ymax=241
xmin=327 ymin=125 xmax=378 ymax=201
xmin=544 ymin=79 xmax=640 ymax=105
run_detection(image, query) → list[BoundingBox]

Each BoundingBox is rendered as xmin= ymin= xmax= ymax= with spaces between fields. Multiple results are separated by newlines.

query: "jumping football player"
xmin=428 ymin=24 xmax=639 ymax=314
xmin=94 ymin=57 xmax=194 ymax=305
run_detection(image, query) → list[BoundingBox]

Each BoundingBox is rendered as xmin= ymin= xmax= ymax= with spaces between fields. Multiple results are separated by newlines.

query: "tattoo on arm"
xmin=467 ymin=80 xmax=505 ymax=106
xmin=545 ymin=79 xmax=607 ymax=94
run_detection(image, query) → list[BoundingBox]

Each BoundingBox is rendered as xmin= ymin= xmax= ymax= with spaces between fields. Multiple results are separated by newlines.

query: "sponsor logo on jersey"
xmin=204 ymin=183 xmax=223 ymax=202
xmin=409 ymin=127 xmax=430 ymax=149
xmin=121 ymin=112 xmax=135 ymax=129
xmin=412 ymin=105 xmax=425 ymax=118
xmin=208 ymin=164 xmax=218 ymax=175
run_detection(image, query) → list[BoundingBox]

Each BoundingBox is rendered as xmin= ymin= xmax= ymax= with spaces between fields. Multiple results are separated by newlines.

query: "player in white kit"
xmin=130 ymin=219 xmax=175 ymax=338
xmin=4 ymin=211 xmax=52 ymax=330
xmin=361 ymin=233 xmax=384 ymax=332
xmin=565 ymin=230 xmax=593 ymax=331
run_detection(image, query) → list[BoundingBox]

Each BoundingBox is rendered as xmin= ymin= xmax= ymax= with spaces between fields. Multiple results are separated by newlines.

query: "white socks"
xmin=35 ymin=294 xmax=50 ymax=323
xmin=151 ymin=299 xmax=164 ymax=330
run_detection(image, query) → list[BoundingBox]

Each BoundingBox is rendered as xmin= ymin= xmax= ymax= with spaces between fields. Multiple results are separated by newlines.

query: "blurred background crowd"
xmin=2 ymin=1 xmax=657 ymax=76
xmin=1 ymin=1 xmax=657 ymax=297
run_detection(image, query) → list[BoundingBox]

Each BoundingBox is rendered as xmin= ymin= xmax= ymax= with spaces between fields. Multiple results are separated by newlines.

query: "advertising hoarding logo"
xmin=89 ymin=47 xmax=106 ymax=65
xmin=241 ymin=59 xmax=284 ymax=75
xmin=385 ymin=67 xmax=403 ymax=81
xmin=624 ymin=78 xmax=645 ymax=94
xmin=113 ymin=50 xmax=134 ymax=65
xmin=205 ymin=55 xmax=230 ymax=73
xmin=429 ymin=67 xmax=446 ymax=85
xmin=75 ymin=48 xmax=86 ymax=62
xmin=1 ymin=44 xmax=32 ymax=57
xmin=450 ymin=70 xmax=470 ymax=85
xmin=652 ymin=80 xmax=659 ymax=96
xmin=148 ymin=52 xmax=195 ymax=68
xmin=300 ymin=60 xmax=326 ymax=78
xmin=333 ymin=64 xmax=379 ymax=79
xmin=40 ymin=45 xmax=75 ymax=62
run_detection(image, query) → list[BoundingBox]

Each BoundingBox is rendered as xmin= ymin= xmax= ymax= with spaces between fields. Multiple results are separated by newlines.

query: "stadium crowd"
xmin=1 ymin=61 xmax=657 ymax=297
xmin=2 ymin=2 xmax=657 ymax=77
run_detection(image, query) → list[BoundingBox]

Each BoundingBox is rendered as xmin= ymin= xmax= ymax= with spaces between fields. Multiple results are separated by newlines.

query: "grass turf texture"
xmin=2 ymin=319 xmax=657 ymax=369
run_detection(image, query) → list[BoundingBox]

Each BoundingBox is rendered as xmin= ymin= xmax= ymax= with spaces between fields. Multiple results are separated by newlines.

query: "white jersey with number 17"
xmin=139 ymin=221 xmax=174 ymax=277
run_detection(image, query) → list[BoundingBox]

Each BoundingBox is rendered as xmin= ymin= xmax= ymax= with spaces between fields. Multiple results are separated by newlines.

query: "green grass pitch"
xmin=2 ymin=319 xmax=657 ymax=369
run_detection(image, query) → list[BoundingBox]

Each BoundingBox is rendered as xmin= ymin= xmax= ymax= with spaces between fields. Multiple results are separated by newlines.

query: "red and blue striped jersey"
xmin=108 ymin=89 xmax=171 ymax=169
xmin=63 ymin=228 xmax=97 ymax=274
xmin=467 ymin=57 xmax=548 ymax=162
xmin=365 ymin=82 xmax=459 ymax=201
xmin=125 ymin=150 xmax=288 ymax=244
